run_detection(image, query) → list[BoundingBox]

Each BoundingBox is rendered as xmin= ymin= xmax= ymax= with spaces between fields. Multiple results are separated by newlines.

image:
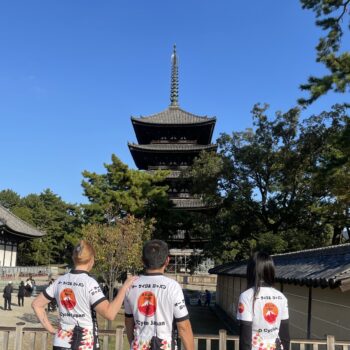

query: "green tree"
xmin=300 ymin=104 xmax=350 ymax=243
xmin=189 ymin=105 xmax=334 ymax=261
xmin=82 ymin=215 xmax=153 ymax=300
xmin=299 ymin=0 xmax=350 ymax=105
xmin=0 ymin=189 xmax=82 ymax=265
xmin=0 ymin=189 xmax=21 ymax=209
xmin=82 ymin=154 xmax=171 ymax=229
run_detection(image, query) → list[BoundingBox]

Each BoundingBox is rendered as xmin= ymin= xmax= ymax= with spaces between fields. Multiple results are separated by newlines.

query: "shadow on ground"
xmin=17 ymin=312 xmax=58 ymax=325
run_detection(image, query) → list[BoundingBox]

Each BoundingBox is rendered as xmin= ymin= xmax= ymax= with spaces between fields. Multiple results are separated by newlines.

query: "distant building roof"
xmin=0 ymin=205 xmax=46 ymax=238
xmin=131 ymin=106 xmax=216 ymax=126
xmin=209 ymin=244 xmax=350 ymax=290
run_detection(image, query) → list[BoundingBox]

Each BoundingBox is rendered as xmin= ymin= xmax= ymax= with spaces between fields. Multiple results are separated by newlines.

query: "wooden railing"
xmin=1 ymin=324 xmax=349 ymax=350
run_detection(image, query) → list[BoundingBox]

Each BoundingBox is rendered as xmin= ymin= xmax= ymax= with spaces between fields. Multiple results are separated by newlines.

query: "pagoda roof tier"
xmin=129 ymin=143 xmax=216 ymax=152
xmin=171 ymin=198 xmax=209 ymax=209
xmin=131 ymin=106 xmax=216 ymax=126
xmin=0 ymin=205 xmax=46 ymax=239
xmin=131 ymin=121 xmax=215 ymax=145
xmin=147 ymin=170 xmax=184 ymax=178
xmin=129 ymin=143 xmax=216 ymax=170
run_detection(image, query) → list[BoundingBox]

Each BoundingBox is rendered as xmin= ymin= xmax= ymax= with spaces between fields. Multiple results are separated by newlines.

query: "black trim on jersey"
xmin=70 ymin=269 xmax=90 ymax=275
xmin=174 ymin=314 xmax=189 ymax=322
xmin=125 ymin=313 xmax=134 ymax=318
xmin=43 ymin=289 xmax=54 ymax=301
xmin=91 ymin=296 xmax=107 ymax=309
xmin=143 ymin=272 xmax=164 ymax=276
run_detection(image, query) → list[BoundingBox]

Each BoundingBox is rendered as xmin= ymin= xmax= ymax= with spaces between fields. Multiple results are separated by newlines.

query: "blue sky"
xmin=0 ymin=1 xmax=348 ymax=204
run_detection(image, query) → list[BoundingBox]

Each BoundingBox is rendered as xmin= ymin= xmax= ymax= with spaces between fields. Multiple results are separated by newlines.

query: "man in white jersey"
xmin=124 ymin=240 xmax=194 ymax=350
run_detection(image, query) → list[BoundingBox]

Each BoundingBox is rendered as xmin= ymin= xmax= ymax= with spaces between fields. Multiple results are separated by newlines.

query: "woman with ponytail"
xmin=236 ymin=252 xmax=290 ymax=350
xmin=32 ymin=240 xmax=136 ymax=350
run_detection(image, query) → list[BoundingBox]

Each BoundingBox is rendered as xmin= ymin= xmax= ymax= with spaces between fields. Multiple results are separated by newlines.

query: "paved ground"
xmin=0 ymin=295 xmax=231 ymax=332
xmin=0 ymin=294 xmax=59 ymax=327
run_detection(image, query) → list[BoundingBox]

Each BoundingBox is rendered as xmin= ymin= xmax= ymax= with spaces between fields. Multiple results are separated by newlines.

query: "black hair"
xmin=246 ymin=251 xmax=275 ymax=310
xmin=142 ymin=239 xmax=169 ymax=269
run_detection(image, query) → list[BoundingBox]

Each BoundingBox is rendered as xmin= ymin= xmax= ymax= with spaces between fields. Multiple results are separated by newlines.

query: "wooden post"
xmin=14 ymin=322 xmax=25 ymax=350
xmin=115 ymin=326 xmax=124 ymax=350
xmin=219 ymin=329 xmax=227 ymax=350
xmin=206 ymin=338 xmax=211 ymax=350
xmin=327 ymin=335 xmax=335 ymax=350
xmin=194 ymin=338 xmax=199 ymax=350
xmin=3 ymin=331 xmax=10 ymax=350
xmin=29 ymin=332 xmax=37 ymax=349
xmin=41 ymin=332 xmax=48 ymax=349
xmin=103 ymin=334 xmax=109 ymax=350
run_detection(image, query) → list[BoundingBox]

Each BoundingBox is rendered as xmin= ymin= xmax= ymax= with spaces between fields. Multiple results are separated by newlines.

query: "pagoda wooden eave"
xmin=131 ymin=119 xmax=215 ymax=145
xmin=131 ymin=116 xmax=216 ymax=127
xmin=171 ymin=198 xmax=212 ymax=210
xmin=128 ymin=143 xmax=217 ymax=153
xmin=130 ymin=107 xmax=216 ymax=126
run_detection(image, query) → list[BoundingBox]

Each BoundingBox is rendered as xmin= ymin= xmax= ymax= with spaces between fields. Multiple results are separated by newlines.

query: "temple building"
xmin=0 ymin=204 xmax=45 ymax=266
xmin=129 ymin=46 xmax=217 ymax=271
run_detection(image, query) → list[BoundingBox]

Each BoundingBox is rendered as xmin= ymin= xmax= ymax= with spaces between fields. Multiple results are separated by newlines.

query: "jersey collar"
xmin=143 ymin=272 xmax=164 ymax=276
xmin=70 ymin=269 xmax=90 ymax=275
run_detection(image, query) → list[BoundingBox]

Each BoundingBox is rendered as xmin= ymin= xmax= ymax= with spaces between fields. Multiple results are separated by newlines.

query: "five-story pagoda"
xmin=128 ymin=46 xmax=216 ymax=267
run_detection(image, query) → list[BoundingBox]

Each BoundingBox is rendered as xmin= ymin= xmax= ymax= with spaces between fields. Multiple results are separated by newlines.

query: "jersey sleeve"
xmin=43 ymin=281 xmax=56 ymax=301
xmin=280 ymin=296 xmax=289 ymax=320
xmin=88 ymin=278 xmax=107 ymax=309
xmin=172 ymin=283 xmax=189 ymax=322
xmin=236 ymin=292 xmax=253 ymax=322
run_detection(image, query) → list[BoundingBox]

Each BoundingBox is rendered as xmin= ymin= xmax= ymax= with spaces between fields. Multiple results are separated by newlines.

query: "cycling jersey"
xmin=236 ymin=287 xmax=289 ymax=350
xmin=124 ymin=273 xmax=189 ymax=350
xmin=44 ymin=270 xmax=107 ymax=349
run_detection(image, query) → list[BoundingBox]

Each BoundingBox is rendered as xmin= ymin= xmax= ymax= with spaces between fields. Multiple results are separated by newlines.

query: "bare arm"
xmin=31 ymin=293 xmax=56 ymax=335
xmin=95 ymin=276 xmax=137 ymax=321
xmin=177 ymin=319 xmax=194 ymax=350
xmin=125 ymin=316 xmax=135 ymax=345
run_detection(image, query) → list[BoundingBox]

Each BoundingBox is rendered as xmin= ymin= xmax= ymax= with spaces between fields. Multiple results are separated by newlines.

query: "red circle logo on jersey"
xmin=137 ymin=291 xmax=157 ymax=317
xmin=238 ymin=302 xmax=244 ymax=313
xmin=60 ymin=288 xmax=77 ymax=310
xmin=263 ymin=302 xmax=279 ymax=324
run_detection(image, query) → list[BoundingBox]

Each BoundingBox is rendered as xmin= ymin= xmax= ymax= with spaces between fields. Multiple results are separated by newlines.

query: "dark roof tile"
xmin=209 ymin=244 xmax=350 ymax=288
xmin=131 ymin=106 xmax=216 ymax=125
xmin=0 ymin=205 xmax=46 ymax=238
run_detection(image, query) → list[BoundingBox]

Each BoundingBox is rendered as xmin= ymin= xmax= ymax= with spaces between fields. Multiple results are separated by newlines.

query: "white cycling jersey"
xmin=44 ymin=270 xmax=107 ymax=349
xmin=236 ymin=287 xmax=289 ymax=350
xmin=124 ymin=273 xmax=189 ymax=350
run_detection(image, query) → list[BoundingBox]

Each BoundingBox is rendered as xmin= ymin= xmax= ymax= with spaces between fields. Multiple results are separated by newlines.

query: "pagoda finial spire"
xmin=170 ymin=44 xmax=179 ymax=107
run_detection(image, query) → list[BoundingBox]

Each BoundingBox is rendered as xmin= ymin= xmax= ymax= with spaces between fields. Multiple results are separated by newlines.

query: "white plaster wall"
xmin=0 ymin=245 xmax=4 ymax=266
xmin=4 ymin=245 xmax=12 ymax=266
xmin=311 ymin=287 xmax=350 ymax=340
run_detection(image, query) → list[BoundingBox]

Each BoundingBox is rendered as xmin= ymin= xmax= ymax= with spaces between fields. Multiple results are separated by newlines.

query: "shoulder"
xmin=239 ymin=288 xmax=254 ymax=300
xmin=271 ymin=287 xmax=287 ymax=300
xmin=85 ymin=274 xmax=100 ymax=287
xmin=163 ymin=276 xmax=182 ymax=289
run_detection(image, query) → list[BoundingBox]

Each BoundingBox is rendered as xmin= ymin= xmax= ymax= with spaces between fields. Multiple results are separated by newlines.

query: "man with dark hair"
xmin=125 ymin=239 xmax=194 ymax=350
